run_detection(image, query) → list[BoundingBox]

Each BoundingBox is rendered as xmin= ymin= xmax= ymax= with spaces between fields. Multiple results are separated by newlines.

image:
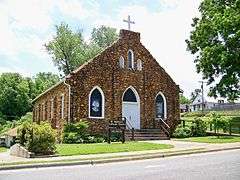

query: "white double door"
xmin=122 ymin=102 xmax=140 ymax=129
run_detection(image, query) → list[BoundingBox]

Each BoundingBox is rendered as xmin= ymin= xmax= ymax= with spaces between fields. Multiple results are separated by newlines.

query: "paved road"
xmin=0 ymin=149 xmax=240 ymax=180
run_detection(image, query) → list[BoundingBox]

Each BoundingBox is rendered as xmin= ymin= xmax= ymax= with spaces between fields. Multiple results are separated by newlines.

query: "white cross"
xmin=123 ymin=15 xmax=135 ymax=30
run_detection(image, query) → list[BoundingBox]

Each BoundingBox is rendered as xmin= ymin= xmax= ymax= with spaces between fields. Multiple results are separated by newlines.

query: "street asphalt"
xmin=0 ymin=149 xmax=239 ymax=180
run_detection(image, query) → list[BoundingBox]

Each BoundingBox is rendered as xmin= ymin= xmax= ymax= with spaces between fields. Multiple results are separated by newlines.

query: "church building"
xmin=32 ymin=29 xmax=180 ymax=139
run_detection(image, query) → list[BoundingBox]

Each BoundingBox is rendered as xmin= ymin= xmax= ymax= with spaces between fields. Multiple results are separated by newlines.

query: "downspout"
xmin=63 ymin=79 xmax=71 ymax=123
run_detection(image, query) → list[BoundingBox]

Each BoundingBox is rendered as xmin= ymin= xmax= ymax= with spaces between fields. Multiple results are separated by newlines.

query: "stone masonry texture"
xmin=32 ymin=29 xmax=180 ymax=135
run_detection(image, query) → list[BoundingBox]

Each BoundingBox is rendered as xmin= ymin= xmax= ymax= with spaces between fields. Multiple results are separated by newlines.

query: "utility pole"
xmin=198 ymin=81 xmax=207 ymax=113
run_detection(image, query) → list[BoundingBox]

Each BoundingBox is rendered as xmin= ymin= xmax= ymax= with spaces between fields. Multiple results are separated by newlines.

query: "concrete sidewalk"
xmin=0 ymin=140 xmax=240 ymax=170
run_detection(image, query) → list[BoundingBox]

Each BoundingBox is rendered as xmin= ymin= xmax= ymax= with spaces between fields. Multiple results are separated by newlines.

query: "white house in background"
xmin=189 ymin=94 xmax=218 ymax=112
xmin=190 ymin=94 xmax=240 ymax=112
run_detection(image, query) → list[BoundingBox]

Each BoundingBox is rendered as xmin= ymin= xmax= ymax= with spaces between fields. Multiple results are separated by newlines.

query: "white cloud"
xmin=93 ymin=1 xmax=202 ymax=97
xmin=56 ymin=0 xmax=99 ymax=21
xmin=0 ymin=0 xmax=205 ymax=98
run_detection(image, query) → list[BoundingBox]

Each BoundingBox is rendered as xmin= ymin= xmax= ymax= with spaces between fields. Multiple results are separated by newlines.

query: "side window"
xmin=128 ymin=50 xmax=134 ymax=69
xmin=119 ymin=56 xmax=124 ymax=68
xmin=137 ymin=59 xmax=142 ymax=71
xmin=155 ymin=93 xmax=166 ymax=119
xmin=89 ymin=87 xmax=104 ymax=118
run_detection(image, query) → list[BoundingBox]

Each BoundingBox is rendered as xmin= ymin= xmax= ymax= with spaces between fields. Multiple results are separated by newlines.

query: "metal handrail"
xmin=158 ymin=118 xmax=170 ymax=129
xmin=155 ymin=117 xmax=170 ymax=137
xmin=119 ymin=116 xmax=135 ymax=141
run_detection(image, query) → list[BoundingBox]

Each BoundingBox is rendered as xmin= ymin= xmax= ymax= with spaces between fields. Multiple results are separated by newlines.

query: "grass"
xmin=56 ymin=142 xmax=174 ymax=156
xmin=176 ymin=136 xmax=240 ymax=143
xmin=0 ymin=147 xmax=7 ymax=153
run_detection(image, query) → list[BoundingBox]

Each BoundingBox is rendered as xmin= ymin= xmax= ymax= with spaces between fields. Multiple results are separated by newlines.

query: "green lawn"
xmin=176 ymin=136 xmax=240 ymax=143
xmin=56 ymin=142 xmax=173 ymax=156
xmin=0 ymin=147 xmax=7 ymax=153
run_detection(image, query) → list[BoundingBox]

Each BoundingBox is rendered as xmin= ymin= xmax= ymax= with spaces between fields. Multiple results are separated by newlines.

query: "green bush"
xmin=172 ymin=125 xmax=191 ymax=138
xmin=182 ymin=111 xmax=206 ymax=117
xmin=110 ymin=132 xmax=122 ymax=142
xmin=191 ymin=118 xmax=207 ymax=137
xmin=17 ymin=122 xmax=56 ymax=155
xmin=63 ymin=120 xmax=89 ymax=143
xmin=208 ymin=113 xmax=230 ymax=136
xmin=86 ymin=136 xmax=105 ymax=143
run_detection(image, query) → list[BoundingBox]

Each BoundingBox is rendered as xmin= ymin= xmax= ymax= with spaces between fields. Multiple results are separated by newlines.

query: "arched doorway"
xmin=122 ymin=87 xmax=140 ymax=129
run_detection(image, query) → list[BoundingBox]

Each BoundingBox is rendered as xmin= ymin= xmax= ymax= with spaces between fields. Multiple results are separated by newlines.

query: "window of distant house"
xmin=155 ymin=92 xmax=167 ymax=119
xmin=89 ymin=87 xmax=104 ymax=118
xmin=119 ymin=56 xmax=124 ymax=68
xmin=128 ymin=50 xmax=134 ymax=69
xmin=137 ymin=59 xmax=142 ymax=71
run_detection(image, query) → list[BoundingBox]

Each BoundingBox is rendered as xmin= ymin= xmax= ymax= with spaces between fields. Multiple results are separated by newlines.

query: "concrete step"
xmin=125 ymin=129 xmax=169 ymax=140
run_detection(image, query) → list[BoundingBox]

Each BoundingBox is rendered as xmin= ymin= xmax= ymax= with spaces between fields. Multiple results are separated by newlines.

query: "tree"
xmin=91 ymin=26 xmax=118 ymax=49
xmin=180 ymin=94 xmax=191 ymax=104
xmin=45 ymin=23 xmax=118 ymax=76
xmin=0 ymin=73 xmax=31 ymax=120
xmin=45 ymin=23 xmax=88 ymax=76
xmin=33 ymin=72 xmax=60 ymax=97
xmin=190 ymin=89 xmax=201 ymax=102
xmin=186 ymin=0 xmax=240 ymax=101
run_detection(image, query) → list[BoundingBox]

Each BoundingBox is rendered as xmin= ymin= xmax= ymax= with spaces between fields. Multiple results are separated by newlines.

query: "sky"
xmin=0 ymin=0 xmax=205 ymax=98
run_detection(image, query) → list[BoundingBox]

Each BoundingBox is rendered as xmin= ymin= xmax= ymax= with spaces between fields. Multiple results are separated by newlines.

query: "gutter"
xmin=63 ymin=79 xmax=71 ymax=123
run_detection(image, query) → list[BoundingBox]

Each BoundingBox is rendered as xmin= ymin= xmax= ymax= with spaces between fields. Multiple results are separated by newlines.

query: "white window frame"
xmin=42 ymin=102 xmax=45 ymax=120
xmin=137 ymin=59 xmax=142 ymax=71
xmin=50 ymin=99 xmax=54 ymax=120
xmin=127 ymin=49 xmax=134 ymax=69
xmin=88 ymin=86 xmax=105 ymax=119
xmin=61 ymin=94 xmax=65 ymax=119
xmin=119 ymin=56 xmax=125 ymax=68
xmin=155 ymin=92 xmax=167 ymax=119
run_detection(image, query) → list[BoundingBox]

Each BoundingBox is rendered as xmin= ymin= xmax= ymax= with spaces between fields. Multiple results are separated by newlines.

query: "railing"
xmin=156 ymin=117 xmax=170 ymax=137
xmin=118 ymin=117 xmax=135 ymax=141
xmin=109 ymin=117 xmax=135 ymax=141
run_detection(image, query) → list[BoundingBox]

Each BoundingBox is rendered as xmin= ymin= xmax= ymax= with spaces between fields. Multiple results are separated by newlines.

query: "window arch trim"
xmin=122 ymin=86 xmax=140 ymax=104
xmin=137 ymin=59 xmax=142 ymax=71
xmin=119 ymin=56 xmax=125 ymax=68
xmin=155 ymin=92 xmax=167 ymax=119
xmin=88 ymin=86 xmax=105 ymax=119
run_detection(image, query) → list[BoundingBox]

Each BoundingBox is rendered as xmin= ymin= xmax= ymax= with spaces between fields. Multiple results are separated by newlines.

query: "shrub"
xmin=85 ymin=136 xmax=105 ymax=143
xmin=110 ymin=132 xmax=122 ymax=142
xmin=172 ymin=125 xmax=191 ymax=138
xmin=17 ymin=122 xmax=56 ymax=155
xmin=182 ymin=112 xmax=206 ymax=117
xmin=190 ymin=118 xmax=207 ymax=137
xmin=62 ymin=120 xmax=89 ymax=144
xmin=208 ymin=113 xmax=230 ymax=137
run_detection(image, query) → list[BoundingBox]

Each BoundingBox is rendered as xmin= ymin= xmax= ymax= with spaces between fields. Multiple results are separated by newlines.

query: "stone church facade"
xmin=32 ymin=29 xmax=180 ymax=137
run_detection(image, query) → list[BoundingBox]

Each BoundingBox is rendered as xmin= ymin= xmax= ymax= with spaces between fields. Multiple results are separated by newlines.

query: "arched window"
xmin=137 ymin=59 xmax=142 ymax=71
xmin=119 ymin=56 xmax=124 ymax=68
xmin=89 ymin=87 xmax=104 ymax=118
xmin=123 ymin=88 xmax=137 ymax=102
xmin=155 ymin=92 xmax=167 ymax=119
xmin=128 ymin=50 xmax=134 ymax=69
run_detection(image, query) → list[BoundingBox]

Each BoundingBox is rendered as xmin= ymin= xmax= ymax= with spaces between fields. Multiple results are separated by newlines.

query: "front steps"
xmin=125 ymin=129 xmax=170 ymax=141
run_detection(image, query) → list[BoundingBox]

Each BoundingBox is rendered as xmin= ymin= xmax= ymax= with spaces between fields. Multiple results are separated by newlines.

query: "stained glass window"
xmin=156 ymin=94 xmax=165 ymax=118
xmin=128 ymin=50 xmax=134 ymax=69
xmin=90 ymin=88 xmax=103 ymax=117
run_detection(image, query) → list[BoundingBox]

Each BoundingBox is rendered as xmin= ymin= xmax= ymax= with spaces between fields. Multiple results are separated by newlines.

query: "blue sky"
xmin=0 ymin=0 xmax=204 ymax=97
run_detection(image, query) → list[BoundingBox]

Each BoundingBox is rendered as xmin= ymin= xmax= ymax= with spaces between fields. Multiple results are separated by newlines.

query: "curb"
xmin=1 ymin=146 xmax=240 ymax=171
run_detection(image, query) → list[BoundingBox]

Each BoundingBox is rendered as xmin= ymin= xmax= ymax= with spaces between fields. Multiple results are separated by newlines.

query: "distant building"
xmin=189 ymin=94 xmax=240 ymax=112
xmin=180 ymin=104 xmax=189 ymax=113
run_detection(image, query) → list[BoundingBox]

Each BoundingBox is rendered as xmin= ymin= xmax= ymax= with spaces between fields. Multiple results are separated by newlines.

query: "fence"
xmin=180 ymin=119 xmax=240 ymax=135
